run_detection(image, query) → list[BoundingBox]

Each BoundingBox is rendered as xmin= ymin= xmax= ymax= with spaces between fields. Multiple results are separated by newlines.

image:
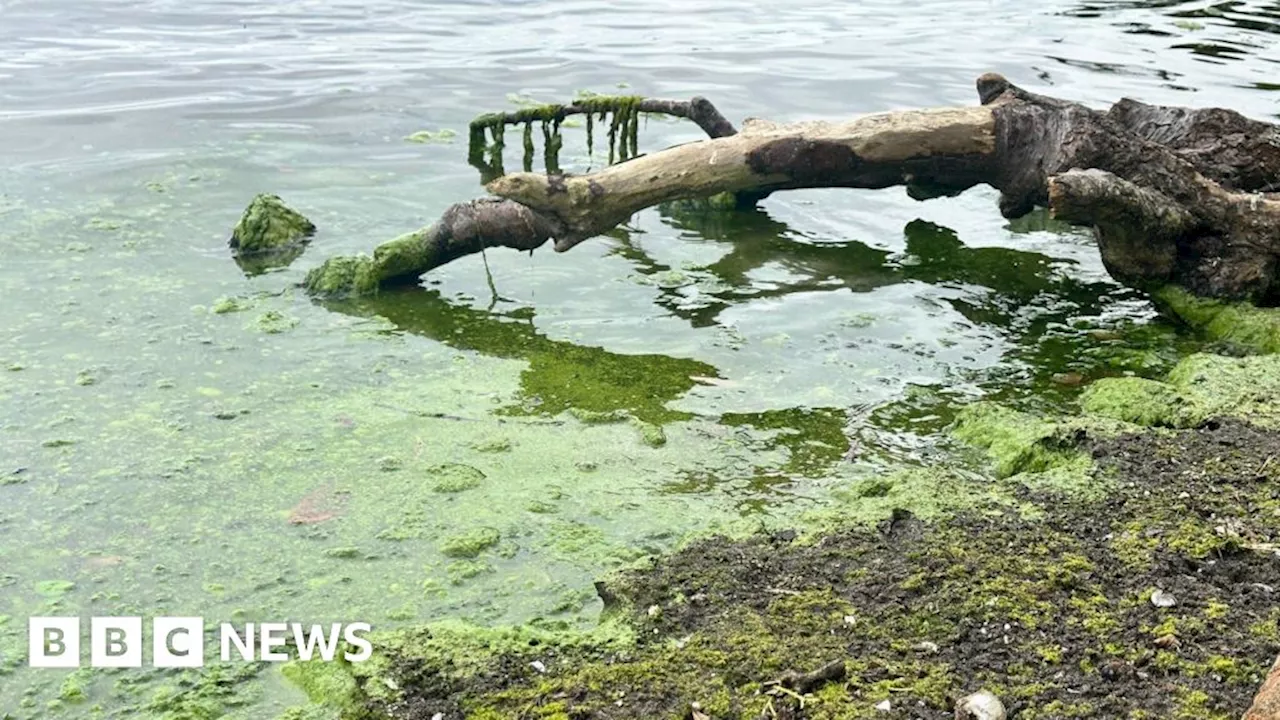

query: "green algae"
xmin=1079 ymin=352 xmax=1280 ymax=429
xmin=303 ymin=255 xmax=382 ymax=298
xmin=466 ymin=94 xmax=644 ymax=177
xmin=229 ymin=194 xmax=316 ymax=256
xmin=256 ymin=310 xmax=299 ymax=334
xmin=285 ymin=617 xmax=636 ymax=716
xmin=323 ymin=547 xmax=364 ymax=560
xmin=428 ymin=463 xmax=486 ymax=493
xmin=633 ymin=419 xmax=667 ymax=447
xmin=141 ymin=662 xmax=269 ymax=719
xmin=1080 ymin=376 xmax=1191 ymax=427
xmin=404 ymin=129 xmax=457 ymax=144
xmin=803 ymin=467 xmax=1009 ymax=533
xmin=1154 ymin=286 xmax=1280 ymax=355
xmin=1166 ymin=352 xmax=1280 ymax=426
xmin=303 ymin=225 xmax=442 ymax=298
xmin=440 ymin=527 xmax=502 ymax=559
xmin=952 ymin=402 xmax=1090 ymax=479
xmin=722 ymin=407 xmax=850 ymax=477
xmin=36 ymin=580 xmax=75 ymax=598
xmin=281 ymin=659 xmax=362 ymax=717
xmin=213 ymin=296 xmax=254 ymax=314
xmin=59 ymin=668 xmax=94 ymax=703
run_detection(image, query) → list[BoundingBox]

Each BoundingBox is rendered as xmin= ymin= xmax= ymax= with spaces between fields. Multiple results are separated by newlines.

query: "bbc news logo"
xmin=28 ymin=617 xmax=372 ymax=668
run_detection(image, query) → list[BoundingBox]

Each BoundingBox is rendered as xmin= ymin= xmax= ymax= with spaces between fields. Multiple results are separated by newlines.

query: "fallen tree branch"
xmin=304 ymin=198 xmax=556 ymax=297
xmin=486 ymin=106 xmax=996 ymax=252
xmin=301 ymin=73 xmax=1280 ymax=304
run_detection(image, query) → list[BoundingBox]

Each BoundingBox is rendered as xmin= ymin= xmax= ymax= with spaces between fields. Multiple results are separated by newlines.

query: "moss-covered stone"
xmin=229 ymin=194 xmax=316 ymax=256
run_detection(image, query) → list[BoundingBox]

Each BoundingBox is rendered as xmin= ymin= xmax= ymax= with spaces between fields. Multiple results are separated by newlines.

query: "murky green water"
xmin=1 ymin=0 xmax=1278 ymax=716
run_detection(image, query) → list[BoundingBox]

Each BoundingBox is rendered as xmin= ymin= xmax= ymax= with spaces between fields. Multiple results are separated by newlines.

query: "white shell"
xmin=1151 ymin=589 xmax=1178 ymax=608
xmin=955 ymin=690 xmax=1006 ymax=720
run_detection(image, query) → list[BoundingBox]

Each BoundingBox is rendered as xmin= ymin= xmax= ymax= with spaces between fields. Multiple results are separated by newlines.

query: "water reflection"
xmin=1065 ymin=0 xmax=1280 ymax=61
xmin=317 ymin=199 xmax=1186 ymax=481
xmin=320 ymin=288 xmax=720 ymax=424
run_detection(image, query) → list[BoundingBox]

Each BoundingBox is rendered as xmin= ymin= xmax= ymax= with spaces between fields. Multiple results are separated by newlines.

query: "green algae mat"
xmin=274 ymin=350 xmax=1280 ymax=719
xmin=3 ymin=160 xmax=1280 ymax=720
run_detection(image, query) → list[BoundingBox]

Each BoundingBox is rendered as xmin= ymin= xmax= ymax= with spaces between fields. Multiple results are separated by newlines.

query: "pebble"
xmin=875 ymin=699 xmax=892 ymax=712
xmin=956 ymin=690 xmax=1006 ymax=720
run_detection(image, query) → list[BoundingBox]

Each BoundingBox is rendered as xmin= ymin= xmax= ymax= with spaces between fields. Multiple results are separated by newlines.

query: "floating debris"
xmin=404 ymin=128 xmax=457 ymax=144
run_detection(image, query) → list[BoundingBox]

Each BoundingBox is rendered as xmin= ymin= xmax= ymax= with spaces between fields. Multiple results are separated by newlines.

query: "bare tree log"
xmin=302 ymin=73 xmax=1280 ymax=304
xmin=487 ymin=106 xmax=998 ymax=252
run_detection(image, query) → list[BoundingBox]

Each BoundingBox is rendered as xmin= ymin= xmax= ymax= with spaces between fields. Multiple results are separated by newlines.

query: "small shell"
xmin=1151 ymin=589 xmax=1177 ymax=608
xmin=955 ymin=690 xmax=1006 ymax=720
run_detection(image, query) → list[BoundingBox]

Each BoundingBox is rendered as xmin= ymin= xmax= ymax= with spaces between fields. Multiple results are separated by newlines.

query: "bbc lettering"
xmin=29 ymin=617 xmax=372 ymax=668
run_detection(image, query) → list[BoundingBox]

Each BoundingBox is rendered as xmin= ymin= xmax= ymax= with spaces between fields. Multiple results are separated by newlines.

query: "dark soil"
xmin=381 ymin=419 xmax=1280 ymax=720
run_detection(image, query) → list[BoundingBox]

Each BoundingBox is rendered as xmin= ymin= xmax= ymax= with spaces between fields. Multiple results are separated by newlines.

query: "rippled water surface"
xmin=1 ymin=0 xmax=1278 ymax=716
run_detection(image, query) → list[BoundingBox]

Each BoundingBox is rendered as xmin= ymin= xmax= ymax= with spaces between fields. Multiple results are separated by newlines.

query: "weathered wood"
xmin=1106 ymin=98 xmax=1280 ymax=194
xmin=487 ymin=106 xmax=997 ymax=252
xmin=1244 ymin=654 xmax=1280 ymax=720
xmin=302 ymin=74 xmax=1280 ymax=304
xmin=1048 ymin=169 xmax=1198 ymax=287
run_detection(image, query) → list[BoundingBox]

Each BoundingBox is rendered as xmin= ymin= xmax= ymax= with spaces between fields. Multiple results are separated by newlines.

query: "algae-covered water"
xmin=1 ymin=0 xmax=1278 ymax=716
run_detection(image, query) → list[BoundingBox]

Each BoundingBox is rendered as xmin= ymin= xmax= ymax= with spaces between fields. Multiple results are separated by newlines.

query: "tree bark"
xmin=302 ymin=74 xmax=1280 ymax=304
xmin=1244 ymin=653 xmax=1280 ymax=720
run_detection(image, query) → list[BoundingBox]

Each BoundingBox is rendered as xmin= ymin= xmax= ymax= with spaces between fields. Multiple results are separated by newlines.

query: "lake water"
xmin=1 ymin=0 xmax=1278 ymax=716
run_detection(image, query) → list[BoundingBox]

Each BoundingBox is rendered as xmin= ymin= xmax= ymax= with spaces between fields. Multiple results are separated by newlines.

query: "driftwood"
xmin=1245 ymin=653 xmax=1280 ymax=720
xmin=303 ymin=73 xmax=1280 ymax=304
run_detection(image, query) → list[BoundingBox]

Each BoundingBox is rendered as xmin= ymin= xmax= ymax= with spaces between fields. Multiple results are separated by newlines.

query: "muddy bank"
xmin=281 ymin=352 xmax=1280 ymax=720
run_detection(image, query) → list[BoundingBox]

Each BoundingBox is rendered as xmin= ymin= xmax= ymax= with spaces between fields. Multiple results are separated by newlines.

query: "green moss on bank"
xmin=1154 ymin=286 xmax=1280 ymax=355
xmin=1080 ymin=353 xmax=1280 ymax=429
